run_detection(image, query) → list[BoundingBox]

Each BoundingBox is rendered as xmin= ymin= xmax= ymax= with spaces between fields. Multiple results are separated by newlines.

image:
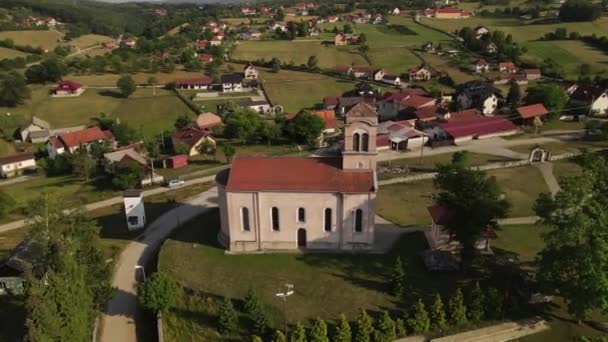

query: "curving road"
xmin=98 ymin=187 xmax=219 ymax=342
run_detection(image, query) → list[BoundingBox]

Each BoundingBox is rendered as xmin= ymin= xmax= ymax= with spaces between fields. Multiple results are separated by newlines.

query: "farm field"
xmin=0 ymin=46 xmax=29 ymax=59
xmin=0 ymin=30 xmax=63 ymax=50
xmin=67 ymin=34 xmax=114 ymax=49
xmin=0 ymin=87 xmax=193 ymax=136
xmin=523 ymin=40 xmax=608 ymax=78
xmin=67 ymin=70 xmax=206 ymax=86
xmin=418 ymin=52 xmax=480 ymax=84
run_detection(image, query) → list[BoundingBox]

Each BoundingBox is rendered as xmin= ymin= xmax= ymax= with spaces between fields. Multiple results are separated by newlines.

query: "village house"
xmin=239 ymin=100 xmax=272 ymax=114
xmin=423 ymin=7 xmax=473 ymax=19
xmin=47 ymin=127 xmax=115 ymax=159
xmin=283 ymin=8 xmax=298 ymax=17
xmin=377 ymin=89 xmax=435 ymax=121
xmin=372 ymin=14 xmax=384 ymax=25
xmin=221 ymin=73 xmax=244 ymax=92
xmin=200 ymin=54 xmax=214 ymax=63
xmin=570 ymin=85 xmax=608 ymax=115
xmin=52 ymin=80 xmax=85 ymax=97
xmin=372 ymin=69 xmax=385 ymax=81
xmin=196 ymin=112 xmax=223 ymax=130
xmin=474 ymin=26 xmax=490 ymax=39
xmin=311 ymin=110 xmax=338 ymax=134
xmin=494 ymin=73 xmax=528 ymax=85
xmin=408 ymin=65 xmax=433 ymax=81
xmin=377 ymin=120 xmax=428 ymax=151
xmin=472 ymin=58 xmax=490 ymax=73
xmin=456 ymin=81 xmax=501 ymax=115
xmin=19 ymin=116 xmax=51 ymax=143
xmin=436 ymin=115 xmax=518 ymax=144
xmin=215 ymin=102 xmax=378 ymax=252
xmin=244 ymin=64 xmax=259 ymax=80
xmin=515 ymin=103 xmax=549 ymax=125
xmin=196 ymin=39 xmax=209 ymax=51
xmin=524 ymin=68 xmax=542 ymax=80
xmin=269 ymin=21 xmax=288 ymax=32
xmin=327 ymin=16 xmax=339 ymax=23
xmin=421 ymin=41 xmax=436 ymax=53
xmin=123 ymin=37 xmax=137 ymax=49
xmin=352 ymin=66 xmax=373 ymax=79
xmin=103 ymin=148 xmax=164 ymax=186
xmin=498 ymin=62 xmax=518 ymax=73
xmin=210 ymin=36 xmax=223 ymax=46
xmin=171 ymin=127 xmax=216 ymax=157
xmin=175 ymin=76 xmax=214 ymax=90
xmin=335 ymin=33 xmax=360 ymax=46
xmin=486 ymin=42 xmax=498 ymax=54
xmin=0 ymin=152 xmax=37 ymax=178
xmin=241 ymin=29 xmax=262 ymax=40
xmin=381 ymin=75 xmax=402 ymax=87
xmin=391 ymin=8 xmax=401 ymax=15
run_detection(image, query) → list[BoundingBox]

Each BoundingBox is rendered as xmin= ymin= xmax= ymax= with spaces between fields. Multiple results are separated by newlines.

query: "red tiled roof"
xmin=499 ymin=62 xmax=517 ymax=69
xmin=516 ymin=103 xmax=548 ymax=119
xmin=414 ymin=105 xmax=437 ymax=120
xmin=200 ymin=54 xmax=214 ymax=62
xmin=312 ymin=110 xmax=337 ymax=129
xmin=428 ymin=205 xmax=452 ymax=226
xmin=197 ymin=40 xmax=209 ymax=49
xmin=59 ymin=127 xmax=111 ymax=148
xmin=439 ymin=116 xmax=517 ymax=139
xmin=323 ymin=96 xmax=339 ymax=106
xmin=171 ymin=127 xmax=209 ymax=148
xmin=446 ymin=108 xmax=483 ymax=122
xmin=226 ymin=157 xmax=375 ymax=193
xmin=54 ymin=80 xmax=82 ymax=92
xmin=393 ymin=120 xmax=414 ymax=128
xmin=49 ymin=136 xmax=63 ymax=149
xmin=402 ymin=95 xmax=435 ymax=109
xmin=352 ymin=66 xmax=372 ymax=75
xmin=175 ymin=77 xmax=214 ymax=86
xmin=0 ymin=152 xmax=35 ymax=165
xmin=377 ymin=135 xmax=391 ymax=147
xmin=335 ymin=65 xmax=352 ymax=73
xmin=475 ymin=58 xmax=489 ymax=65
xmin=525 ymin=68 xmax=541 ymax=75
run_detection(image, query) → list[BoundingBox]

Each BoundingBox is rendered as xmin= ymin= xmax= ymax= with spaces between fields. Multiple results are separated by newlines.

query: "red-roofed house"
xmin=323 ymin=96 xmax=340 ymax=110
xmin=524 ymin=69 xmax=542 ymax=80
xmin=472 ymin=58 xmax=490 ymax=73
xmin=52 ymin=80 xmax=85 ymax=97
xmin=311 ymin=110 xmax=337 ymax=133
xmin=437 ymin=116 xmax=518 ymax=144
xmin=408 ymin=65 xmax=432 ymax=81
xmin=215 ymin=103 xmax=379 ymax=253
xmin=494 ymin=73 xmax=528 ymax=85
xmin=175 ymin=77 xmax=214 ymax=90
xmin=424 ymin=7 xmax=473 ymax=19
xmin=196 ymin=112 xmax=223 ymax=130
xmin=171 ymin=127 xmax=216 ymax=157
xmin=196 ymin=39 xmax=209 ymax=50
xmin=47 ymin=127 xmax=115 ymax=158
xmin=200 ymin=54 xmax=214 ymax=63
xmin=516 ymin=103 xmax=548 ymax=124
xmin=498 ymin=62 xmax=518 ymax=73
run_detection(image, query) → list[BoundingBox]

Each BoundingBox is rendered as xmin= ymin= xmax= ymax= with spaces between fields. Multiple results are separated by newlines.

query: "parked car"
xmin=167 ymin=178 xmax=185 ymax=188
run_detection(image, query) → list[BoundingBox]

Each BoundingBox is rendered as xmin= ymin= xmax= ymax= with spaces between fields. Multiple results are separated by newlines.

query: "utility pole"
xmin=275 ymin=284 xmax=294 ymax=337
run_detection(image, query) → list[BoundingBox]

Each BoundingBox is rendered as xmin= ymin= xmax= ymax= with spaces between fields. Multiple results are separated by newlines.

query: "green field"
xmin=523 ymin=40 xmax=608 ymax=78
xmin=487 ymin=166 xmax=548 ymax=218
xmin=377 ymin=179 xmax=435 ymax=227
xmin=0 ymin=30 xmax=63 ymax=50
xmin=68 ymin=34 xmax=115 ymax=49
xmin=67 ymin=70 xmax=207 ymax=86
xmin=233 ymin=17 xmax=452 ymax=72
xmin=0 ymin=46 xmax=29 ymax=59
xmin=0 ymin=87 xmax=193 ymax=136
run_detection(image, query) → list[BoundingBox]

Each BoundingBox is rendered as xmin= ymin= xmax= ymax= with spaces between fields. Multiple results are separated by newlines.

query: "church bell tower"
xmin=342 ymin=103 xmax=378 ymax=171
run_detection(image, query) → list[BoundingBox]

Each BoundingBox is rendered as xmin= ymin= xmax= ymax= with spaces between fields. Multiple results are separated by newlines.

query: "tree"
xmin=72 ymin=148 xmax=96 ymax=181
xmin=117 ymin=75 xmax=136 ymax=98
xmin=333 ymin=314 xmax=352 ymax=342
xmin=218 ymin=297 xmax=239 ymax=335
xmin=354 ymin=309 xmax=373 ymax=342
xmin=448 ymin=288 xmax=468 ymax=326
xmin=244 ymin=287 xmax=261 ymax=314
xmin=373 ymin=311 xmax=396 ymax=342
xmin=283 ymin=112 xmax=325 ymax=147
xmin=138 ymin=272 xmax=179 ymax=314
xmin=390 ymin=256 xmax=406 ymax=296
xmin=221 ymin=144 xmax=237 ymax=163
xmin=224 ymin=108 xmax=264 ymax=143
xmin=484 ymin=287 xmax=503 ymax=320
xmin=197 ymin=140 xmax=216 ymax=160
xmin=112 ymin=161 xmax=145 ymax=190
xmin=395 ymin=318 xmax=406 ymax=338
xmin=252 ymin=336 xmax=264 ymax=342
xmin=174 ymin=114 xmax=192 ymax=129
xmin=507 ymin=81 xmax=521 ymax=108
xmin=271 ymin=330 xmax=287 ymax=342
xmin=309 ymin=317 xmax=329 ymax=342
xmin=272 ymin=60 xmax=281 ymax=73
xmin=290 ymin=321 xmax=307 ymax=342
xmin=467 ymin=282 xmax=485 ymax=322
xmin=0 ymin=71 xmax=30 ymax=107
xmin=525 ymin=84 xmax=568 ymax=116
xmin=0 ymin=190 xmax=14 ymax=219
xmin=434 ymin=162 xmax=510 ymax=267
xmin=251 ymin=303 xmax=271 ymax=334
xmin=407 ymin=299 xmax=430 ymax=334
xmin=307 ymin=55 xmax=319 ymax=69
xmin=430 ymin=293 xmax=448 ymax=332
xmin=148 ymin=76 xmax=158 ymax=96
xmin=343 ymin=24 xmax=353 ymax=33
xmin=559 ymin=0 xmax=601 ymax=22
xmin=534 ymin=155 xmax=608 ymax=320
xmin=25 ymin=58 xmax=65 ymax=83
xmin=451 ymin=151 xmax=469 ymax=167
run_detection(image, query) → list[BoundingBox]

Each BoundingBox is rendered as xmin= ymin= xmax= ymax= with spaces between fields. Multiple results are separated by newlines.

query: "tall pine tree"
xmin=218 ymin=297 xmax=239 ymax=335
xmin=448 ymin=288 xmax=468 ymax=326
xmin=290 ymin=321 xmax=307 ymax=342
xmin=407 ymin=299 xmax=431 ymax=334
xmin=373 ymin=311 xmax=396 ymax=342
xmin=309 ymin=317 xmax=329 ymax=342
xmin=390 ymin=256 xmax=406 ymax=296
xmin=333 ymin=314 xmax=352 ymax=342
xmin=430 ymin=293 xmax=448 ymax=332
xmin=354 ymin=309 xmax=374 ymax=342
xmin=467 ymin=282 xmax=485 ymax=322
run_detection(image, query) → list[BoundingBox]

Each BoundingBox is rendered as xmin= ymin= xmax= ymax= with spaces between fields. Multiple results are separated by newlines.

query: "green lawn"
xmin=376 ymin=179 xmax=435 ymax=227
xmin=0 ymin=139 xmax=15 ymax=157
xmin=487 ymin=166 xmax=548 ymax=218
xmin=0 ymin=46 xmax=29 ymax=59
xmin=67 ymin=70 xmax=207 ymax=87
xmin=0 ymin=87 xmax=194 ymax=137
xmin=551 ymin=159 xmax=583 ymax=181
xmin=493 ymin=224 xmax=549 ymax=264
xmin=159 ymin=209 xmax=477 ymax=341
xmin=0 ymin=30 xmax=63 ymax=50
xmin=418 ymin=52 xmax=481 ymax=84
xmin=67 ymin=34 xmax=114 ymax=49
xmin=523 ymin=40 xmax=608 ymax=79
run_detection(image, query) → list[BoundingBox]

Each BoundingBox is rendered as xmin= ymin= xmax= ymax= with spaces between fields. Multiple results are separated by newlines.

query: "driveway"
xmin=98 ymin=187 xmax=219 ymax=342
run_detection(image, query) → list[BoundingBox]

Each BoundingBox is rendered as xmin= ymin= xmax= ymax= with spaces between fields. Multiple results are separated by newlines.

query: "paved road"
xmin=0 ymin=175 xmax=217 ymax=234
xmin=98 ymin=187 xmax=219 ymax=342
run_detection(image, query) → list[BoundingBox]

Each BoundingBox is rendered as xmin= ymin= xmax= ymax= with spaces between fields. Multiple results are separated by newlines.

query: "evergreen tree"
xmin=272 ymin=330 xmax=287 ymax=342
xmin=395 ymin=318 xmax=407 ymax=338
xmin=448 ymin=288 xmax=468 ymax=326
xmin=333 ymin=314 xmax=352 ymax=342
xmin=390 ymin=256 xmax=406 ymax=296
xmin=290 ymin=321 xmax=307 ymax=342
xmin=244 ymin=287 xmax=261 ymax=315
xmin=484 ymin=287 xmax=503 ymax=320
xmin=354 ymin=309 xmax=373 ymax=342
xmin=252 ymin=336 xmax=264 ymax=342
xmin=252 ymin=304 xmax=271 ymax=334
xmin=218 ymin=297 xmax=239 ymax=335
xmin=373 ymin=311 xmax=396 ymax=342
xmin=309 ymin=317 xmax=329 ymax=342
xmin=467 ymin=282 xmax=485 ymax=322
xmin=429 ymin=293 xmax=448 ymax=332
xmin=407 ymin=299 xmax=430 ymax=334
xmin=507 ymin=80 xmax=521 ymax=107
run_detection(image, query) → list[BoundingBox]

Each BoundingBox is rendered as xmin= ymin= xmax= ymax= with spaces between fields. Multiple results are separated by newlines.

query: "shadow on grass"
xmin=0 ymin=295 xmax=25 ymax=342
xmin=99 ymin=90 xmax=125 ymax=98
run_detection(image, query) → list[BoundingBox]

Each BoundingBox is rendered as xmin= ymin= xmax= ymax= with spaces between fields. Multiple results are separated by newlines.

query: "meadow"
xmin=67 ymin=34 xmax=115 ymax=49
xmin=522 ymin=40 xmax=608 ymax=78
xmin=0 ymin=30 xmax=63 ymax=50
xmin=67 ymin=70 xmax=206 ymax=86
xmin=0 ymin=46 xmax=29 ymax=59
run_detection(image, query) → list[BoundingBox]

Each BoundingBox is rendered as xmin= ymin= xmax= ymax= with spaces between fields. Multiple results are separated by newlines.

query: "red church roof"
xmin=225 ymin=157 xmax=375 ymax=193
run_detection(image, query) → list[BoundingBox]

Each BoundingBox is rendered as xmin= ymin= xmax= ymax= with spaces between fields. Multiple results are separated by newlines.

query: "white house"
xmin=373 ymin=69 xmax=385 ymax=81
xmin=239 ymin=100 xmax=272 ymax=114
xmin=0 ymin=152 xmax=37 ymax=178
xmin=123 ymin=190 xmax=146 ymax=231
xmin=47 ymin=127 xmax=114 ymax=159
xmin=244 ymin=64 xmax=259 ymax=80
xmin=19 ymin=116 xmax=51 ymax=143
xmin=570 ymin=86 xmax=608 ymax=116
xmin=221 ymin=73 xmax=244 ymax=92
xmin=474 ymin=26 xmax=489 ymax=39
xmin=391 ymin=8 xmax=401 ymax=15
xmin=472 ymin=59 xmax=490 ymax=73
xmin=381 ymin=75 xmax=402 ymax=86
xmin=456 ymin=81 xmax=501 ymax=115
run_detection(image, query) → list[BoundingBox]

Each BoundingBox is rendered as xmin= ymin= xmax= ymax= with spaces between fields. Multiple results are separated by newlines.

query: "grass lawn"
xmin=487 ymin=166 xmax=548 ymax=218
xmin=419 ymin=52 xmax=480 ymax=84
xmin=376 ymin=180 xmax=435 ymax=227
xmin=159 ymin=209 xmax=479 ymax=341
xmin=0 ymin=139 xmax=16 ymax=157
xmin=0 ymin=227 xmax=26 ymax=261
xmin=493 ymin=224 xmax=549 ymax=264
xmin=0 ymin=30 xmax=63 ymax=50
xmin=0 ymin=46 xmax=29 ymax=59
xmin=551 ymin=159 xmax=583 ymax=181
xmin=0 ymin=87 xmax=194 ymax=137
xmin=67 ymin=70 xmax=206 ymax=86
xmin=67 ymin=34 xmax=114 ymax=49
xmin=378 ymin=152 xmax=515 ymax=180
xmin=523 ymin=40 xmax=608 ymax=79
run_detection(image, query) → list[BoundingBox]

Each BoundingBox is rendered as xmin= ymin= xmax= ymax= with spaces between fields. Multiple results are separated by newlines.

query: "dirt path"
xmin=534 ymin=162 xmax=561 ymax=195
